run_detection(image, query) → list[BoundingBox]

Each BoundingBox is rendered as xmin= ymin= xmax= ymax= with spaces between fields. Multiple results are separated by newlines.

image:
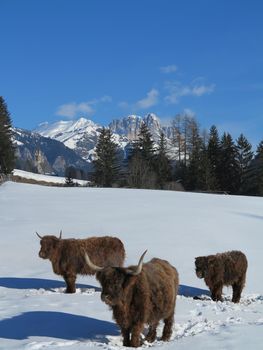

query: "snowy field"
xmin=0 ymin=180 xmax=263 ymax=349
xmin=13 ymin=169 xmax=89 ymax=186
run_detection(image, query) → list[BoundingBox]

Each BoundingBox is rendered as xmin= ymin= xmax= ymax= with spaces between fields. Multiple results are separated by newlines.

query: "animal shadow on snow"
xmin=0 ymin=311 xmax=119 ymax=342
xmin=178 ymin=284 xmax=211 ymax=298
xmin=0 ymin=277 xmax=101 ymax=292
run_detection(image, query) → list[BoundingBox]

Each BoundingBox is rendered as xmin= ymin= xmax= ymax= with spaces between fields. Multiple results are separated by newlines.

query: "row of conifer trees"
xmin=92 ymin=118 xmax=263 ymax=196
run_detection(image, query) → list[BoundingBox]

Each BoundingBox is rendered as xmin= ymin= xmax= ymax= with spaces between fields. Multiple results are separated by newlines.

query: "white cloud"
xmin=183 ymin=108 xmax=196 ymax=117
xmin=56 ymin=102 xmax=94 ymax=118
xmin=56 ymin=95 xmax=112 ymax=118
xmin=135 ymin=89 xmax=159 ymax=109
xmin=192 ymin=84 xmax=215 ymax=96
xmin=100 ymin=95 xmax=112 ymax=103
xmin=165 ymin=79 xmax=215 ymax=104
xmin=118 ymin=101 xmax=129 ymax=109
xmin=119 ymin=89 xmax=159 ymax=111
xmin=160 ymin=65 xmax=178 ymax=74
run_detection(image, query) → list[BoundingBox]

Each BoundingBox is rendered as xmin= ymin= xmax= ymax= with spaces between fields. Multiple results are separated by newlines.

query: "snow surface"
xmin=13 ymin=169 xmax=89 ymax=186
xmin=0 ymin=181 xmax=263 ymax=349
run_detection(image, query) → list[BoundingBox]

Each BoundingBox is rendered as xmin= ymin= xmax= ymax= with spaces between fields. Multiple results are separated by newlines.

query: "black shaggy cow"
xmin=195 ymin=250 xmax=248 ymax=303
xmin=36 ymin=230 xmax=125 ymax=293
xmin=84 ymin=250 xmax=179 ymax=347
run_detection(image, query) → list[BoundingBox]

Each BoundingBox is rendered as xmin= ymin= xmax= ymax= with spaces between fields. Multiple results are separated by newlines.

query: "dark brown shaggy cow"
xmin=84 ymin=250 xmax=179 ymax=347
xmin=36 ymin=231 xmax=125 ymax=293
xmin=195 ymin=250 xmax=248 ymax=303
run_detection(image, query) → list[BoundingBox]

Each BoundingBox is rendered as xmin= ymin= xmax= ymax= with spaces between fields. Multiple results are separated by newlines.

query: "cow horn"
xmin=127 ymin=250 xmax=147 ymax=276
xmin=84 ymin=252 xmax=104 ymax=271
xmin=58 ymin=230 xmax=62 ymax=239
xmin=36 ymin=231 xmax=43 ymax=239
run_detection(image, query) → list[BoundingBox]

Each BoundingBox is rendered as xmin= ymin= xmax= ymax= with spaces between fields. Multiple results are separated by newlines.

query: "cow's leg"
xmin=161 ymin=314 xmax=174 ymax=341
xmin=232 ymin=275 xmax=246 ymax=303
xmin=232 ymin=282 xmax=243 ymax=303
xmin=130 ymin=322 xmax=144 ymax=347
xmin=121 ymin=327 xmax=130 ymax=347
xmin=211 ymin=284 xmax=223 ymax=302
xmin=63 ymin=274 xmax=76 ymax=293
xmin=145 ymin=321 xmax=159 ymax=343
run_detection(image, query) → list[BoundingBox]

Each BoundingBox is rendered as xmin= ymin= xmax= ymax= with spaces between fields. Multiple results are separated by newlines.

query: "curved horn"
xmin=58 ymin=230 xmax=62 ymax=239
xmin=84 ymin=252 xmax=104 ymax=271
xmin=36 ymin=231 xmax=43 ymax=239
xmin=127 ymin=250 xmax=147 ymax=276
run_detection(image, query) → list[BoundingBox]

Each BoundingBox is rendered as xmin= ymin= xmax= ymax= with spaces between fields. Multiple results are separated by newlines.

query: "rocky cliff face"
xmin=109 ymin=113 xmax=163 ymax=142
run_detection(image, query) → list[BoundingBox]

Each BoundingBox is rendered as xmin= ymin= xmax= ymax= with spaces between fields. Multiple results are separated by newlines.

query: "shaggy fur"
xmin=195 ymin=250 xmax=248 ymax=303
xmin=93 ymin=257 xmax=179 ymax=347
xmin=38 ymin=235 xmax=125 ymax=293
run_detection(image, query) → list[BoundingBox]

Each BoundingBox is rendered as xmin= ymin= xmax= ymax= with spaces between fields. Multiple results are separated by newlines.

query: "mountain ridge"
xmin=14 ymin=113 xmax=174 ymax=175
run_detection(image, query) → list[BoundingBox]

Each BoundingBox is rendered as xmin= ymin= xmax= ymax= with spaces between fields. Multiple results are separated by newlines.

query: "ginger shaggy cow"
xmin=36 ymin=231 xmax=125 ymax=293
xmin=195 ymin=250 xmax=247 ymax=303
xmin=84 ymin=250 xmax=179 ymax=347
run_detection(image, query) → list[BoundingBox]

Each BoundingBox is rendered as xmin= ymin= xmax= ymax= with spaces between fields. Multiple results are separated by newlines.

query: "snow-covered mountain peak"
xmin=35 ymin=117 xmax=100 ymax=140
xmin=144 ymin=113 xmax=161 ymax=128
xmin=34 ymin=117 xmax=102 ymax=161
xmin=71 ymin=117 xmax=98 ymax=131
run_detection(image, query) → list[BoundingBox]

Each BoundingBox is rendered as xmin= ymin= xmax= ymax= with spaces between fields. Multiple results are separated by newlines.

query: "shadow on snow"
xmin=178 ymin=284 xmax=210 ymax=298
xmin=0 ymin=277 xmax=208 ymax=297
xmin=0 ymin=277 xmax=101 ymax=292
xmin=0 ymin=311 xmax=119 ymax=341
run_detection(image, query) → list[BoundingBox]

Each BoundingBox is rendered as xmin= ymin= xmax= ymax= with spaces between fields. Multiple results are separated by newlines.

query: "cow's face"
xmin=195 ymin=256 xmax=208 ymax=279
xmin=96 ymin=267 xmax=135 ymax=306
xmin=38 ymin=236 xmax=59 ymax=259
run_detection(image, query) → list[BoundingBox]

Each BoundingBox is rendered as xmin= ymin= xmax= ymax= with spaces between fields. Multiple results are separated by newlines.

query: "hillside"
xmin=0 ymin=181 xmax=262 ymax=349
xmin=13 ymin=127 xmax=91 ymax=175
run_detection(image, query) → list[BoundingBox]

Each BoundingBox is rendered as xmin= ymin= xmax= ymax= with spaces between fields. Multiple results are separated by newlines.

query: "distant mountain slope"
xmin=35 ymin=113 xmax=173 ymax=161
xmin=35 ymin=118 xmax=101 ymax=161
xmin=13 ymin=127 xmax=90 ymax=176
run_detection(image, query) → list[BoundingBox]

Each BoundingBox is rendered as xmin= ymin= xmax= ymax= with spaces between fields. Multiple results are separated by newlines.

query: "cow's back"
xmin=142 ymin=258 xmax=179 ymax=321
xmin=57 ymin=236 xmax=125 ymax=276
xmin=84 ymin=236 xmax=125 ymax=267
xmin=223 ymin=250 xmax=248 ymax=283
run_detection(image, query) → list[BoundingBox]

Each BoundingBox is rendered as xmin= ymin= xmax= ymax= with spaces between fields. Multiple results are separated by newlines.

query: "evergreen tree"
xmin=65 ymin=175 xmax=75 ymax=187
xmin=154 ymin=132 xmax=172 ymax=189
xmin=218 ymin=132 xmax=239 ymax=193
xmin=138 ymin=122 xmax=155 ymax=163
xmin=235 ymin=133 xmax=253 ymax=194
xmin=126 ymin=124 xmax=156 ymax=189
xmin=184 ymin=128 xmax=205 ymax=191
xmin=0 ymin=96 xmax=15 ymax=175
xmin=207 ymin=125 xmax=221 ymax=191
xmin=65 ymin=165 xmax=77 ymax=186
xmin=243 ymin=141 xmax=263 ymax=196
xmin=93 ymin=127 xmax=120 ymax=187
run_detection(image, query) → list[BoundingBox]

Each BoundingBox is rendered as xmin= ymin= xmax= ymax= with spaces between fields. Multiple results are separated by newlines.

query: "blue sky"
xmin=1 ymin=0 xmax=263 ymax=146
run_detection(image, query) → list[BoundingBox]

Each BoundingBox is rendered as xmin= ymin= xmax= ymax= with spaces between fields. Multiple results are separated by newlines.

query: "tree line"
xmin=92 ymin=114 xmax=263 ymax=196
xmin=1 ymin=95 xmax=262 ymax=195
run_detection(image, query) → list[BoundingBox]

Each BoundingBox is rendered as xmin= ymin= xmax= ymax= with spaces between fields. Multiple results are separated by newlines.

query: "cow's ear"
xmin=95 ymin=271 xmax=102 ymax=282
